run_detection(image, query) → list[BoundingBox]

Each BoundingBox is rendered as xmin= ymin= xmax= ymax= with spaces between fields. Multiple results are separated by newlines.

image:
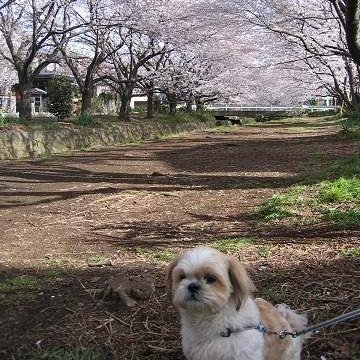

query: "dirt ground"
xmin=0 ymin=117 xmax=359 ymax=359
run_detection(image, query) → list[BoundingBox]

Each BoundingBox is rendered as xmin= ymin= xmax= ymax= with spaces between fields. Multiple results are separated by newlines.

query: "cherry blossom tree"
xmin=0 ymin=0 xmax=84 ymax=119
xmin=100 ymin=28 xmax=169 ymax=120
xmin=215 ymin=0 xmax=360 ymax=107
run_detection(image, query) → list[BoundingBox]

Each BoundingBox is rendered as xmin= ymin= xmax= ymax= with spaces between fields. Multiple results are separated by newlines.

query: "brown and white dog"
xmin=167 ymin=247 xmax=308 ymax=360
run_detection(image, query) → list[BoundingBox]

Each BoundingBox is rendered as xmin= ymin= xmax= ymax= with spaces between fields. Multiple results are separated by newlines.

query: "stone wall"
xmin=0 ymin=119 xmax=215 ymax=160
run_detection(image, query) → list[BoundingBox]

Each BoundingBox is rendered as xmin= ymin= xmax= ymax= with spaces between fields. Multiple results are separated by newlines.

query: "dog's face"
xmin=167 ymin=247 xmax=255 ymax=313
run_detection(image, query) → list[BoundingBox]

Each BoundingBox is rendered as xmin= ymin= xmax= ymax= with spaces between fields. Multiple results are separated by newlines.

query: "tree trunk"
xmin=81 ymin=86 xmax=93 ymax=115
xmin=195 ymin=97 xmax=204 ymax=111
xmin=119 ymin=95 xmax=132 ymax=120
xmin=186 ymin=100 xmax=193 ymax=113
xmin=346 ymin=0 xmax=360 ymax=66
xmin=17 ymin=73 xmax=32 ymax=120
xmin=147 ymin=91 xmax=155 ymax=119
xmin=167 ymin=93 xmax=177 ymax=114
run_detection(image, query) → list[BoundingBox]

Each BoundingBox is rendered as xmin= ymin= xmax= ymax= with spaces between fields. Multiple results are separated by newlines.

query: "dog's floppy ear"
xmin=166 ymin=256 xmax=180 ymax=299
xmin=228 ymin=256 xmax=256 ymax=310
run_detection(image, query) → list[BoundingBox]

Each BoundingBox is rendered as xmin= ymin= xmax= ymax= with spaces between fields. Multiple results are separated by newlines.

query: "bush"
xmin=0 ymin=113 xmax=9 ymax=127
xmin=193 ymin=110 xmax=215 ymax=123
xmin=73 ymin=113 xmax=95 ymax=126
xmin=48 ymin=75 xmax=73 ymax=120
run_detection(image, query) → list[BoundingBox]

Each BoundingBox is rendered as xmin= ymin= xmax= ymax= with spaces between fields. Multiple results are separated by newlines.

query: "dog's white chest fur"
xmin=180 ymin=300 xmax=264 ymax=360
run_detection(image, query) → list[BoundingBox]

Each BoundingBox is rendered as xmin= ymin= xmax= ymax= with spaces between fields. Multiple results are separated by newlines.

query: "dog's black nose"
xmin=188 ymin=282 xmax=200 ymax=293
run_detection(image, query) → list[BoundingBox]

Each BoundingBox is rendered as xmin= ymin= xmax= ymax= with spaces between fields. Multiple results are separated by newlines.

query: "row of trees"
xmin=0 ymin=0 xmax=360 ymax=120
xmin=0 ymin=0 xmax=226 ymax=120
xmin=210 ymin=0 xmax=360 ymax=109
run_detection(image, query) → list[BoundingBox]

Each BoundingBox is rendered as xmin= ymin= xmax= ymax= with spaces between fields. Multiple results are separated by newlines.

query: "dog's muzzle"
xmin=186 ymin=282 xmax=201 ymax=301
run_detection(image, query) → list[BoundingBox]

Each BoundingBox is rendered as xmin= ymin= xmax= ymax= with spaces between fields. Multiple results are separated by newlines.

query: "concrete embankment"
xmin=0 ymin=119 xmax=216 ymax=160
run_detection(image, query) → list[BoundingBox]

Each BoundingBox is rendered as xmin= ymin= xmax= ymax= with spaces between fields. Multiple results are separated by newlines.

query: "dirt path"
xmin=0 ymin=117 xmax=359 ymax=359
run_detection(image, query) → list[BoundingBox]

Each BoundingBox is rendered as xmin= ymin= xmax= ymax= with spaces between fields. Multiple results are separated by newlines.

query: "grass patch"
xmin=0 ymin=275 xmax=40 ymax=305
xmin=339 ymin=247 xmax=360 ymax=257
xmin=321 ymin=208 xmax=360 ymax=229
xmin=21 ymin=347 xmax=107 ymax=360
xmin=149 ymin=132 xmax=186 ymax=142
xmin=207 ymin=125 xmax=235 ymax=133
xmin=257 ymin=155 xmax=360 ymax=229
xmin=158 ymin=110 xmax=214 ymax=124
xmin=211 ymin=237 xmax=256 ymax=254
xmin=255 ymin=188 xmax=305 ymax=221
xmin=328 ymin=156 xmax=360 ymax=178
xmin=256 ymin=287 xmax=286 ymax=304
xmin=41 ymin=268 xmax=63 ymax=279
xmin=0 ymin=275 xmax=39 ymax=293
xmin=134 ymin=248 xmax=175 ymax=262
xmin=86 ymin=255 xmax=109 ymax=266
xmin=257 ymin=245 xmax=271 ymax=258
xmin=318 ymin=177 xmax=360 ymax=203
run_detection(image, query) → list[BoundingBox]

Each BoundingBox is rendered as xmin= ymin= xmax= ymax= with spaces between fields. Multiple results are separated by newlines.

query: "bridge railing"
xmin=205 ymin=104 xmax=340 ymax=112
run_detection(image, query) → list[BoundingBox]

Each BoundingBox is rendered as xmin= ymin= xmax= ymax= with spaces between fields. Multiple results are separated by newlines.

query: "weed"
xmin=339 ymin=247 xmax=360 ymax=257
xmin=211 ymin=237 xmax=256 ymax=254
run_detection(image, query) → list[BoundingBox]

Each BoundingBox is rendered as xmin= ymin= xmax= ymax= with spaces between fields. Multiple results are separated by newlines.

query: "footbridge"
xmin=206 ymin=104 xmax=339 ymax=120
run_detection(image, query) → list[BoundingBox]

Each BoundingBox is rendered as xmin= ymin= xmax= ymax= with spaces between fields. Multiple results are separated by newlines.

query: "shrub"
xmin=193 ymin=110 xmax=215 ymax=123
xmin=48 ymin=75 xmax=73 ymax=120
xmin=0 ymin=113 xmax=9 ymax=127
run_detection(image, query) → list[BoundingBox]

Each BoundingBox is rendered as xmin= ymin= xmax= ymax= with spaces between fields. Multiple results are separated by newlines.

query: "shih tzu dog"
xmin=167 ymin=247 xmax=308 ymax=360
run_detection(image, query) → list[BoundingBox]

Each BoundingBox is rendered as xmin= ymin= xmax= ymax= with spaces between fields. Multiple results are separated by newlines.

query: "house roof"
xmin=31 ymin=88 xmax=47 ymax=95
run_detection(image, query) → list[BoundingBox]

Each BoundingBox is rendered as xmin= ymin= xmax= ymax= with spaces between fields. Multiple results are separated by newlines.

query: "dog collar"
xmin=220 ymin=323 xmax=267 ymax=337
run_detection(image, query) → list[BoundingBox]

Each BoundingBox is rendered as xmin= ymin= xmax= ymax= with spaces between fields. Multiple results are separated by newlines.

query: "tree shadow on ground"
xmin=1 ymin=131 xmax=359 ymax=209
xmin=0 ymin=254 xmax=358 ymax=360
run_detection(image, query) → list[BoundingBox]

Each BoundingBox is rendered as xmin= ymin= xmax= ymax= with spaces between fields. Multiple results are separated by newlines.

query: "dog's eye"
xmin=177 ymin=273 xmax=186 ymax=281
xmin=204 ymin=274 xmax=217 ymax=284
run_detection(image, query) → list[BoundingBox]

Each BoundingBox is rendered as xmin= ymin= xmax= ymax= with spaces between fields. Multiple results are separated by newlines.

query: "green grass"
xmin=134 ymin=248 xmax=175 ymax=262
xmin=41 ymin=268 xmax=63 ymax=279
xmin=211 ymin=237 xmax=256 ymax=254
xmin=339 ymin=247 xmax=360 ymax=257
xmin=22 ymin=347 xmax=107 ymax=360
xmin=0 ymin=275 xmax=39 ymax=294
xmin=318 ymin=177 xmax=360 ymax=203
xmin=321 ymin=208 xmax=360 ymax=229
xmin=207 ymin=125 xmax=235 ymax=133
xmin=327 ymin=156 xmax=360 ymax=178
xmin=158 ymin=110 xmax=214 ymax=124
xmin=86 ymin=255 xmax=109 ymax=265
xmin=257 ymin=245 xmax=271 ymax=258
xmin=255 ymin=189 xmax=305 ymax=221
xmin=0 ymin=275 xmax=40 ymax=305
xmin=256 ymin=287 xmax=286 ymax=304
xmin=256 ymin=155 xmax=360 ymax=229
